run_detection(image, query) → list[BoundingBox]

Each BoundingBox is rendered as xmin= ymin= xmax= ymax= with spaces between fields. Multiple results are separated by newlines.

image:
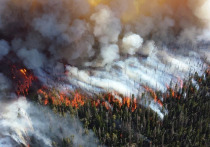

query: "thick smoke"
xmin=91 ymin=6 xmax=121 ymax=44
xmin=0 ymin=0 xmax=209 ymax=69
xmin=0 ymin=0 xmax=210 ymax=144
xmin=17 ymin=48 xmax=46 ymax=70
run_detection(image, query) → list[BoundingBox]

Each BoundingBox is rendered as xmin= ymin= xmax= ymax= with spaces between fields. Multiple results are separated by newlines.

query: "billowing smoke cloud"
xmin=91 ymin=6 xmax=121 ymax=44
xmin=0 ymin=0 xmax=209 ymax=69
xmin=189 ymin=0 xmax=210 ymax=27
xmin=17 ymin=48 xmax=46 ymax=70
xmin=0 ymin=0 xmax=210 ymax=144
xmin=122 ymin=33 xmax=143 ymax=55
xmin=100 ymin=44 xmax=120 ymax=65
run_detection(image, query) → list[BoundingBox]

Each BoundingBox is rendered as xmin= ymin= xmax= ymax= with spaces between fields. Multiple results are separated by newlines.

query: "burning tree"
xmin=11 ymin=65 xmax=37 ymax=96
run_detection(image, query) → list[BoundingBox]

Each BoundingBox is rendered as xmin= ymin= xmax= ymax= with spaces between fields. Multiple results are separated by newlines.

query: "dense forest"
xmin=36 ymin=70 xmax=210 ymax=147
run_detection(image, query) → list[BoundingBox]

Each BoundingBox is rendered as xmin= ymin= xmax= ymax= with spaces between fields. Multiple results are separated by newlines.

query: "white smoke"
xmin=190 ymin=0 xmax=210 ymax=27
xmin=0 ymin=97 xmax=99 ymax=147
xmin=122 ymin=33 xmax=143 ymax=55
xmin=101 ymin=44 xmax=120 ymax=65
xmin=0 ymin=71 xmax=99 ymax=146
xmin=139 ymin=41 xmax=156 ymax=56
xmin=91 ymin=6 xmax=121 ymax=44
xmin=90 ymin=6 xmax=122 ymax=65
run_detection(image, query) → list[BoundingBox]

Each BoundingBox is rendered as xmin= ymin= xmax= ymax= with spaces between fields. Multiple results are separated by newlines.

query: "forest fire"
xmin=37 ymin=87 xmax=138 ymax=112
xmin=103 ymin=93 xmax=138 ymax=112
xmin=9 ymin=63 xmax=140 ymax=112
xmin=37 ymin=88 xmax=86 ymax=108
xmin=0 ymin=0 xmax=209 ymax=146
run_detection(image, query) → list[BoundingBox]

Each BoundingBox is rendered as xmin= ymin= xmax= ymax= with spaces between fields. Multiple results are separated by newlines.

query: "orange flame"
xmin=132 ymin=98 xmax=137 ymax=112
xmin=105 ymin=93 xmax=137 ymax=112
xmin=102 ymin=101 xmax=110 ymax=110
xmin=19 ymin=69 xmax=27 ymax=76
xmin=165 ymin=83 xmax=181 ymax=100
xmin=38 ymin=88 xmax=138 ymax=112
xmin=143 ymin=85 xmax=164 ymax=107
xmin=123 ymin=97 xmax=131 ymax=108
xmin=37 ymin=88 xmax=86 ymax=109
xmin=157 ymin=99 xmax=163 ymax=107
xmin=143 ymin=86 xmax=157 ymax=102
xmin=12 ymin=66 xmax=36 ymax=96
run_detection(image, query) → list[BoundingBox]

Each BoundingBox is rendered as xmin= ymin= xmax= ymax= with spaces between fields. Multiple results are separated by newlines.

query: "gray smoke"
xmin=0 ymin=40 xmax=10 ymax=60
xmin=0 ymin=0 xmax=209 ymax=70
xmin=0 ymin=73 xmax=13 ymax=99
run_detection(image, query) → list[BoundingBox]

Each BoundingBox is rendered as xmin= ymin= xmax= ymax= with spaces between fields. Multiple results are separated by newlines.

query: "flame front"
xmin=38 ymin=88 xmax=138 ymax=112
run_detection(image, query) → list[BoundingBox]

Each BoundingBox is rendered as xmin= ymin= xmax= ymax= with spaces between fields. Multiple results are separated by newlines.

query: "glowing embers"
xmin=11 ymin=65 xmax=36 ymax=96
